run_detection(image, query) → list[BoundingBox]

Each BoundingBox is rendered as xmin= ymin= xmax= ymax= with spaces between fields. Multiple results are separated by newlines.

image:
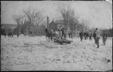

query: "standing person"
xmin=89 ymin=32 xmax=92 ymax=40
xmin=69 ymin=31 xmax=73 ymax=38
xmin=102 ymin=33 xmax=107 ymax=45
xmin=16 ymin=28 xmax=20 ymax=37
xmin=45 ymin=28 xmax=50 ymax=41
xmin=57 ymin=24 xmax=62 ymax=40
xmin=93 ymin=31 xmax=96 ymax=40
xmin=67 ymin=27 xmax=71 ymax=38
xmin=94 ymin=28 xmax=101 ymax=48
xmin=84 ymin=32 xmax=88 ymax=40
xmin=50 ymin=29 xmax=54 ymax=41
xmin=61 ymin=26 xmax=66 ymax=39
xmin=86 ymin=32 xmax=89 ymax=40
xmin=79 ymin=30 xmax=84 ymax=41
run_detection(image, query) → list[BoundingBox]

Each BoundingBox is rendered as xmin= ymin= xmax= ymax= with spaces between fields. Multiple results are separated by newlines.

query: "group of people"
xmin=79 ymin=31 xmax=92 ymax=41
xmin=45 ymin=25 xmax=108 ymax=47
xmin=45 ymin=24 xmax=73 ymax=42
xmin=79 ymin=28 xmax=108 ymax=48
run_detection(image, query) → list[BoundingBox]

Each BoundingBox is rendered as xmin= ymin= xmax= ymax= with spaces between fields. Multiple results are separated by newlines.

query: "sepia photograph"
xmin=1 ymin=0 xmax=112 ymax=71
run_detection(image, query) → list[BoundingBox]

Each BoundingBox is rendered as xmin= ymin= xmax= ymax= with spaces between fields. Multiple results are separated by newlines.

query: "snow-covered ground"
xmin=1 ymin=35 xmax=112 ymax=71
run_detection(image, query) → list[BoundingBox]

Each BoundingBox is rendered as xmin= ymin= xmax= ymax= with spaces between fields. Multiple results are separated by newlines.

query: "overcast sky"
xmin=1 ymin=1 xmax=112 ymax=29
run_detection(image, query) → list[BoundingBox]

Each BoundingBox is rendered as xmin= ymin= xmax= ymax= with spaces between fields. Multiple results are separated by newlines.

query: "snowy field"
xmin=1 ymin=35 xmax=112 ymax=71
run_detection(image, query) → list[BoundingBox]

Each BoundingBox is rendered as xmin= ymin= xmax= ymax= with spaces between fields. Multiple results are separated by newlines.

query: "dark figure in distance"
xmin=45 ymin=28 xmax=52 ymax=41
xmin=84 ymin=32 xmax=89 ymax=40
xmin=61 ymin=27 xmax=66 ymax=39
xmin=89 ymin=32 xmax=92 ymax=40
xmin=102 ymin=33 xmax=107 ymax=45
xmin=68 ymin=32 xmax=73 ymax=38
xmin=79 ymin=31 xmax=84 ymax=41
xmin=93 ymin=28 xmax=100 ymax=48
xmin=67 ymin=27 xmax=72 ymax=38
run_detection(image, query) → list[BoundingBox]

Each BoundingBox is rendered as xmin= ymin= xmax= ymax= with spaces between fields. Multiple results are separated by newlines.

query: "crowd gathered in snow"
xmin=1 ymin=23 xmax=108 ymax=49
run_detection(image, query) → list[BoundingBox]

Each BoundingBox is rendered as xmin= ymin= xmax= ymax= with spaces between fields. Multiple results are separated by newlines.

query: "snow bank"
xmin=1 ymin=36 xmax=112 ymax=71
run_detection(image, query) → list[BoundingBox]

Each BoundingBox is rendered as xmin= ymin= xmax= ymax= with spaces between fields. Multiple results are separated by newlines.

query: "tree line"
xmin=2 ymin=6 xmax=111 ymax=38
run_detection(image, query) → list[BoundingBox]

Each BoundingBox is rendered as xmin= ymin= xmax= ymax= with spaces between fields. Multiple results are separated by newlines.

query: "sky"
xmin=1 ymin=1 xmax=112 ymax=29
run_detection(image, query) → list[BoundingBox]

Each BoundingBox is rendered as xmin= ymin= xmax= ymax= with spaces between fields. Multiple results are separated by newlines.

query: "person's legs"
xmin=104 ymin=40 xmax=105 ymax=45
xmin=94 ymin=37 xmax=96 ymax=43
xmin=90 ymin=37 xmax=92 ymax=40
xmin=96 ymin=37 xmax=100 ymax=48
xmin=85 ymin=36 xmax=86 ymax=39
xmin=94 ymin=37 xmax=98 ymax=48
xmin=81 ymin=37 xmax=83 ymax=41
xmin=89 ymin=35 xmax=91 ymax=40
xmin=71 ymin=33 xmax=73 ymax=38
xmin=64 ymin=33 xmax=66 ymax=39
xmin=80 ymin=36 xmax=82 ymax=41
xmin=103 ymin=38 xmax=105 ymax=45
xmin=105 ymin=38 xmax=107 ymax=45
xmin=104 ymin=38 xmax=107 ymax=45
xmin=51 ymin=34 xmax=53 ymax=40
xmin=97 ymin=41 xmax=99 ymax=48
xmin=69 ymin=33 xmax=71 ymax=38
xmin=61 ymin=32 xmax=64 ymax=39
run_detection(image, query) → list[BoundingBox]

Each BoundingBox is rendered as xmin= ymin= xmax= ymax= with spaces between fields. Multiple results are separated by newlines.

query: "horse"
xmin=45 ymin=28 xmax=56 ymax=41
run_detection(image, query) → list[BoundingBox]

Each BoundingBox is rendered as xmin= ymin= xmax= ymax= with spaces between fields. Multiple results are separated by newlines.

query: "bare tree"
xmin=13 ymin=9 xmax=45 ymax=36
xmin=13 ymin=15 xmax=25 ymax=36
xmin=23 ymin=9 xmax=44 ymax=25
xmin=58 ymin=5 xmax=89 ymax=38
xmin=58 ymin=5 xmax=79 ymax=31
xmin=13 ymin=9 xmax=45 ymax=26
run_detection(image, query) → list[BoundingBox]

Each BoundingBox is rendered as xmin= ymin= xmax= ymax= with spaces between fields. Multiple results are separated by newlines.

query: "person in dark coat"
xmin=79 ymin=31 xmax=84 ymax=41
xmin=84 ymin=32 xmax=88 ymax=40
xmin=45 ymin=28 xmax=51 ymax=41
xmin=93 ymin=28 xmax=100 ymax=48
xmin=93 ymin=32 xmax=96 ymax=40
xmin=61 ymin=27 xmax=66 ymax=39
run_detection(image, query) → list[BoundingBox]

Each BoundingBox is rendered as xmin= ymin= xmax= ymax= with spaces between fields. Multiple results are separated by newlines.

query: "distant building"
xmin=47 ymin=19 xmax=66 ymax=31
xmin=1 ymin=24 xmax=17 ymax=30
xmin=1 ymin=24 xmax=17 ymax=35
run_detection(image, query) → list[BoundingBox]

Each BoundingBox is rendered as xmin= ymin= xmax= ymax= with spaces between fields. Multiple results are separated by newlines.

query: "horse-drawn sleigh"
xmin=45 ymin=25 xmax=72 ymax=45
